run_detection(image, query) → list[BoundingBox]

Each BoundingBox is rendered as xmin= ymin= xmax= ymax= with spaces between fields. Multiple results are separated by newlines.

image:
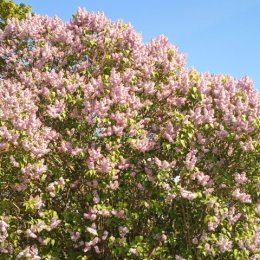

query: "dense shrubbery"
xmin=0 ymin=9 xmax=259 ymax=260
xmin=0 ymin=0 xmax=31 ymax=30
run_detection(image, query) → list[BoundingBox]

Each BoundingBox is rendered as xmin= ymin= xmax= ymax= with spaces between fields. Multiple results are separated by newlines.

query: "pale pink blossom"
xmin=217 ymin=235 xmax=233 ymax=253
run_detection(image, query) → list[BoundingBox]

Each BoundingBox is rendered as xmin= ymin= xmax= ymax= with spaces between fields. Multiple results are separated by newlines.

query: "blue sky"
xmin=16 ymin=0 xmax=260 ymax=90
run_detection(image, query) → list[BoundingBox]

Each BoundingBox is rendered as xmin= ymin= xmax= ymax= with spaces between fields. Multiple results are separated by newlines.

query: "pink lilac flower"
xmin=102 ymin=231 xmax=109 ymax=240
xmin=70 ymin=231 xmax=80 ymax=241
xmin=84 ymin=208 xmax=97 ymax=221
xmin=129 ymin=248 xmax=138 ymax=255
xmin=180 ymin=189 xmax=196 ymax=200
xmin=217 ymin=235 xmax=233 ymax=253
xmin=87 ymin=227 xmax=98 ymax=236
xmin=233 ymin=172 xmax=247 ymax=185
xmin=119 ymin=226 xmax=129 ymax=238
xmin=48 ymin=218 xmax=61 ymax=230
xmin=232 ymin=188 xmax=252 ymax=203
xmin=185 ymin=150 xmax=197 ymax=170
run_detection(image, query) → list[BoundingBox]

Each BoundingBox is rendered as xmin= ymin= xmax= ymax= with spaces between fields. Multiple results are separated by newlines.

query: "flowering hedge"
xmin=0 ymin=9 xmax=259 ymax=260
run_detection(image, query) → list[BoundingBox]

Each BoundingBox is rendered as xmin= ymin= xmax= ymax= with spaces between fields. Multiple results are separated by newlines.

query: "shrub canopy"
xmin=0 ymin=0 xmax=31 ymax=30
xmin=0 ymin=9 xmax=259 ymax=260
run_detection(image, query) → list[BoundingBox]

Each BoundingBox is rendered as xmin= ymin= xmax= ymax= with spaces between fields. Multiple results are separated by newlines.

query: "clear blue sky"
xmin=16 ymin=0 xmax=260 ymax=90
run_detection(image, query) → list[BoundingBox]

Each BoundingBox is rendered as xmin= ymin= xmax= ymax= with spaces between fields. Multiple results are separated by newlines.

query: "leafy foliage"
xmin=0 ymin=0 xmax=31 ymax=30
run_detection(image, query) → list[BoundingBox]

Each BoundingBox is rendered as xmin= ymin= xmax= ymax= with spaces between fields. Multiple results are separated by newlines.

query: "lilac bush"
xmin=0 ymin=9 xmax=259 ymax=260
